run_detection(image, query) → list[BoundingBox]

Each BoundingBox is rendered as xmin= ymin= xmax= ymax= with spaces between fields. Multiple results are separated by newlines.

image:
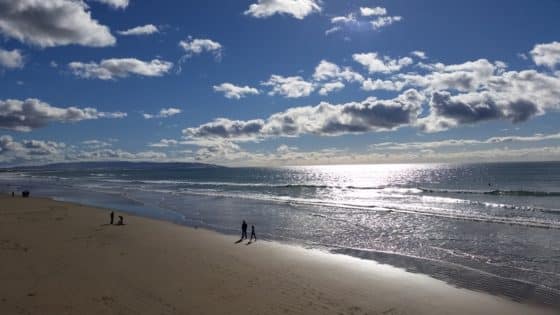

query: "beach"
xmin=0 ymin=194 xmax=556 ymax=315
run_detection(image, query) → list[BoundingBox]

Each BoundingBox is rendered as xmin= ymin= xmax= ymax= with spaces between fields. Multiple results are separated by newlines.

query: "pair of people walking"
xmin=241 ymin=220 xmax=256 ymax=242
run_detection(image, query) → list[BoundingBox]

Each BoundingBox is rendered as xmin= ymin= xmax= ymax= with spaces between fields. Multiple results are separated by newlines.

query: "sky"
xmin=1 ymin=0 xmax=560 ymax=166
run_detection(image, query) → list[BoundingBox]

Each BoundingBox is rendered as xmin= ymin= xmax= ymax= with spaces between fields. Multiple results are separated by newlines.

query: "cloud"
xmin=213 ymin=83 xmax=260 ymax=99
xmin=531 ymin=41 xmax=560 ymax=69
xmin=411 ymin=50 xmax=427 ymax=60
xmin=327 ymin=6 xmax=400 ymax=35
xmin=313 ymin=60 xmax=364 ymax=82
xmin=0 ymin=98 xmax=126 ymax=132
xmin=324 ymin=26 xmax=341 ymax=35
xmin=360 ymin=7 xmax=387 ymax=17
xmin=331 ymin=13 xmax=358 ymax=25
xmin=262 ymin=75 xmax=315 ymax=98
xmin=318 ymin=81 xmax=345 ymax=95
xmin=117 ymin=24 xmax=158 ymax=36
xmin=69 ymin=58 xmax=173 ymax=80
xmin=371 ymin=132 xmax=560 ymax=151
xmin=82 ymin=139 xmax=113 ymax=149
xmin=143 ymin=108 xmax=182 ymax=119
xmin=0 ymin=135 xmax=66 ymax=163
xmin=244 ymin=0 xmax=321 ymax=19
xmin=191 ymin=42 xmax=560 ymax=144
xmin=92 ymin=0 xmax=129 ymax=9
xmin=73 ymin=149 xmax=167 ymax=161
xmin=0 ymin=48 xmax=24 ymax=69
xmin=179 ymin=37 xmax=222 ymax=59
xmin=399 ymin=59 xmax=498 ymax=92
xmin=258 ymin=60 xmax=362 ymax=97
xmin=193 ymin=141 xmax=245 ymax=161
xmin=371 ymin=16 xmax=402 ymax=30
xmin=183 ymin=118 xmax=266 ymax=143
xmin=361 ymin=78 xmax=406 ymax=91
xmin=419 ymin=90 xmax=541 ymax=132
xmin=148 ymin=139 xmax=180 ymax=148
xmin=352 ymin=52 xmax=413 ymax=73
xmin=393 ymin=58 xmax=560 ymax=131
xmin=0 ymin=0 xmax=115 ymax=48
xmin=183 ymin=89 xmax=424 ymax=142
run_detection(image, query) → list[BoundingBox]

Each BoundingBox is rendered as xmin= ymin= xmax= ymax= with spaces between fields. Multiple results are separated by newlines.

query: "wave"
xmin=161 ymin=188 xmax=560 ymax=230
xmin=420 ymin=188 xmax=560 ymax=197
xmin=98 ymin=178 xmax=428 ymax=194
xmin=101 ymin=177 xmax=560 ymax=198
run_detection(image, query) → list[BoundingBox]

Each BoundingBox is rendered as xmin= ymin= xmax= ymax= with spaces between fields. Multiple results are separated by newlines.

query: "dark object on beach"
xmin=22 ymin=191 xmax=30 ymax=198
xmin=11 ymin=191 xmax=14 ymax=197
xmin=117 ymin=216 xmax=124 ymax=225
xmin=110 ymin=211 xmax=114 ymax=225
xmin=250 ymin=225 xmax=257 ymax=242
xmin=241 ymin=220 xmax=248 ymax=240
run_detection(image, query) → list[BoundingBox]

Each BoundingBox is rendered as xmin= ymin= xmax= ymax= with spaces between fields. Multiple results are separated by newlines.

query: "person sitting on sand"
xmin=241 ymin=220 xmax=248 ymax=240
xmin=117 ymin=215 xmax=124 ymax=226
xmin=250 ymin=225 xmax=257 ymax=242
xmin=110 ymin=211 xmax=114 ymax=225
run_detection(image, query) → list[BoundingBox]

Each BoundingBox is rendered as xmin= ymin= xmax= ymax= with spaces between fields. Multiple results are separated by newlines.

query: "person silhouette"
xmin=241 ymin=220 xmax=248 ymax=240
xmin=110 ymin=211 xmax=114 ymax=225
xmin=250 ymin=225 xmax=257 ymax=242
xmin=117 ymin=216 xmax=124 ymax=225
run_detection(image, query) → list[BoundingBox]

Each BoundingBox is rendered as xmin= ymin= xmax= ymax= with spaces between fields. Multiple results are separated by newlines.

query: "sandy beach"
xmin=0 ymin=194 xmax=556 ymax=315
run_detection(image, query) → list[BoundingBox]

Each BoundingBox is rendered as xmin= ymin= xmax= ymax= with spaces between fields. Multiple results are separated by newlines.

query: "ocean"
xmin=1 ymin=162 xmax=559 ymax=306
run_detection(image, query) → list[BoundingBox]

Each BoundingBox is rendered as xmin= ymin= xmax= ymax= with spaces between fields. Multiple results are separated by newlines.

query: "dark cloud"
xmin=0 ymin=98 xmax=126 ymax=132
xmin=183 ymin=90 xmax=424 ymax=141
xmin=0 ymin=0 xmax=115 ymax=48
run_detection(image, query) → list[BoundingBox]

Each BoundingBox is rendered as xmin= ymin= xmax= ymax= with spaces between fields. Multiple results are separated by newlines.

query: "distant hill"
xmin=3 ymin=161 xmax=224 ymax=172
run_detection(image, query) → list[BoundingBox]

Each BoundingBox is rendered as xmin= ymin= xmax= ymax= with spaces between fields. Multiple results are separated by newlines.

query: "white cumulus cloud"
xmin=371 ymin=16 xmax=402 ymax=30
xmin=213 ymin=83 xmax=260 ymax=99
xmin=0 ymin=48 xmax=24 ymax=69
xmin=360 ymin=7 xmax=387 ymax=17
xmin=244 ymin=0 xmax=321 ymax=19
xmin=262 ymin=75 xmax=315 ymax=98
xmin=318 ymin=81 xmax=345 ymax=95
xmin=117 ymin=24 xmax=158 ymax=36
xmin=69 ymin=58 xmax=173 ymax=80
xmin=179 ymin=37 xmax=222 ymax=59
xmin=92 ymin=0 xmax=129 ymax=9
xmin=313 ymin=60 xmax=364 ymax=82
xmin=411 ymin=50 xmax=427 ymax=59
xmin=143 ymin=108 xmax=182 ymax=119
xmin=352 ymin=52 xmax=413 ymax=73
xmin=531 ymin=41 xmax=560 ymax=69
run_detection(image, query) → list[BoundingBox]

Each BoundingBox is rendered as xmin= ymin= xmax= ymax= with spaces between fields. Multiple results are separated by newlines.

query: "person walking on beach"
xmin=250 ymin=225 xmax=257 ymax=242
xmin=241 ymin=220 xmax=248 ymax=240
xmin=110 ymin=211 xmax=114 ymax=225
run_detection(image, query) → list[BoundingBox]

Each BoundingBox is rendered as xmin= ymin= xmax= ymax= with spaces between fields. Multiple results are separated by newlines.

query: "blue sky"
xmin=1 ymin=0 xmax=560 ymax=166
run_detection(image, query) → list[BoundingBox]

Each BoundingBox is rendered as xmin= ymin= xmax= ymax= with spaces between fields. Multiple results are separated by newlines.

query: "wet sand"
xmin=0 ymin=194 xmax=556 ymax=314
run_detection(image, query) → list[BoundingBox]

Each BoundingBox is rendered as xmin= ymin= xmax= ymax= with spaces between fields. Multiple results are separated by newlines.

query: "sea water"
xmin=1 ymin=162 xmax=559 ymax=306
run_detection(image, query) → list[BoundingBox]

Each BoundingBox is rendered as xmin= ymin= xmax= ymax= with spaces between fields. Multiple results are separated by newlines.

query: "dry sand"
xmin=0 ymin=194 xmax=556 ymax=315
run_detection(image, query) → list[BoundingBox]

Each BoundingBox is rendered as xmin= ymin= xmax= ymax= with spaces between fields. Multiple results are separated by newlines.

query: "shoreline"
xmin=0 ymin=194 xmax=557 ymax=314
xmin=43 ymin=189 xmax=560 ymax=307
